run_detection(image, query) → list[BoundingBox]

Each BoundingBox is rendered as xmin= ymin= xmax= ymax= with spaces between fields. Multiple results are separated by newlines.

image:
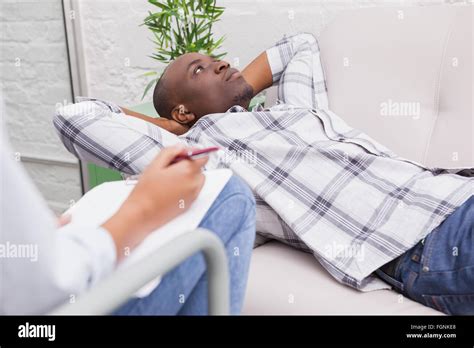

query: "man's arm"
xmin=120 ymin=107 xmax=189 ymax=135
xmin=242 ymin=52 xmax=273 ymax=97
xmin=244 ymin=33 xmax=328 ymax=110
xmin=54 ymin=99 xmax=183 ymax=175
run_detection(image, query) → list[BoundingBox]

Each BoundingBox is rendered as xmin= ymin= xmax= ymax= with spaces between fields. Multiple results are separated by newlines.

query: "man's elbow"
xmin=298 ymin=32 xmax=318 ymax=45
xmin=53 ymin=101 xmax=93 ymax=158
xmin=54 ymin=101 xmax=98 ymax=121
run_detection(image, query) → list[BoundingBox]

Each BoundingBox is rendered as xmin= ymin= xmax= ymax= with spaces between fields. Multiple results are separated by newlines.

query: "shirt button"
xmin=422 ymin=266 xmax=430 ymax=272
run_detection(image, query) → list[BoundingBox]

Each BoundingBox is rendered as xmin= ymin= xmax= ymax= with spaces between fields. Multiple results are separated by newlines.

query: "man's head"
xmin=153 ymin=52 xmax=254 ymax=127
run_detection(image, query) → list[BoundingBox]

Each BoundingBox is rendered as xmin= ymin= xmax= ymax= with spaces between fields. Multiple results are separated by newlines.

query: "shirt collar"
xmin=226 ymin=103 xmax=266 ymax=113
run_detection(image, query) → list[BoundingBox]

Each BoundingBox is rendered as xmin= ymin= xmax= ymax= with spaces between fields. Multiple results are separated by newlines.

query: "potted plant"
xmin=141 ymin=0 xmax=226 ymax=99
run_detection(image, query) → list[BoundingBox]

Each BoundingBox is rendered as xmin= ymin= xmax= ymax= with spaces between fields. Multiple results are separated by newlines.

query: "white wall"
xmin=78 ymin=0 xmax=452 ymax=107
xmin=0 ymin=0 xmax=82 ymax=213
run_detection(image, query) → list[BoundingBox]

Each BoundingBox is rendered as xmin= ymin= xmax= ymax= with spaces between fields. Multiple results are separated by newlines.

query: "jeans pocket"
xmin=422 ymin=293 xmax=474 ymax=315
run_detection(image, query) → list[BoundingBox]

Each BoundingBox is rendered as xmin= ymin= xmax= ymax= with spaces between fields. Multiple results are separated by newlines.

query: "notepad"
xmin=65 ymin=168 xmax=232 ymax=297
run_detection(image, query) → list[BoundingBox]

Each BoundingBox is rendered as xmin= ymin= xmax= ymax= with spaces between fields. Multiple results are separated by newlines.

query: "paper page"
xmin=65 ymin=169 xmax=232 ymax=297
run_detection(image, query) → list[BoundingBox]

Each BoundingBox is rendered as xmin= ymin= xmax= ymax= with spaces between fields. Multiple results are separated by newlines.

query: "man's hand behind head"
xmin=165 ymin=118 xmax=190 ymax=135
xmin=121 ymin=106 xmax=189 ymax=135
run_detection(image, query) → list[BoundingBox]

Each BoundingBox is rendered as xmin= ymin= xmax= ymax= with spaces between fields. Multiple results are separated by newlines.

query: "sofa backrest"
xmin=318 ymin=6 xmax=472 ymax=168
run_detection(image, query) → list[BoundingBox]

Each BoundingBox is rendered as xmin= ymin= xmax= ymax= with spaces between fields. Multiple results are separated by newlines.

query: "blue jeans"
xmin=114 ymin=175 xmax=256 ymax=315
xmin=376 ymin=196 xmax=474 ymax=315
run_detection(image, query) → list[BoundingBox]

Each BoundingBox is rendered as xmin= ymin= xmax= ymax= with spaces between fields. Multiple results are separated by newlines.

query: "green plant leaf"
xmin=141 ymin=76 xmax=159 ymax=100
xmin=142 ymin=71 xmax=158 ymax=77
xmin=148 ymin=0 xmax=169 ymax=11
xmin=142 ymin=0 xmax=227 ymax=96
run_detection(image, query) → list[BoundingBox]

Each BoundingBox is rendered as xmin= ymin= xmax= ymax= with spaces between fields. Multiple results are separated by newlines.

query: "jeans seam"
xmin=405 ymin=270 xmax=418 ymax=299
xmin=428 ymin=295 xmax=449 ymax=314
xmin=421 ymin=227 xmax=439 ymax=271
xmin=394 ymin=251 xmax=410 ymax=280
xmin=420 ymin=264 xmax=474 ymax=274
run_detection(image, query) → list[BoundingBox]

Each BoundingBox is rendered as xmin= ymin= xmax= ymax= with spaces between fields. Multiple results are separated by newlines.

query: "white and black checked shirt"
xmin=54 ymin=33 xmax=473 ymax=291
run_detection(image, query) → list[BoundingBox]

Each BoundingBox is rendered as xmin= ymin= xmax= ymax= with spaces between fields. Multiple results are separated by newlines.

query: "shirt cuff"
xmin=265 ymin=34 xmax=296 ymax=86
xmin=266 ymin=43 xmax=286 ymax=85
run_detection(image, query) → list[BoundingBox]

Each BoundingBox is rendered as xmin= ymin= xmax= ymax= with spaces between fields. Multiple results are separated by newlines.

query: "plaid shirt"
xmin=54 ymin=33 xmax=473 ymax=291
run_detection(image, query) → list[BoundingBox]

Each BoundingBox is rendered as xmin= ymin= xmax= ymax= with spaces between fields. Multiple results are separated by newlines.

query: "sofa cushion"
xmin=318 ymin=6 xmax=472 ymax=168
xmin=242 ymin=241 xmax=442 ymax=315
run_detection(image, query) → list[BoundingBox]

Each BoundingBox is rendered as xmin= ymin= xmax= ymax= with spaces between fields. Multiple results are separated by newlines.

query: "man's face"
xmin=165 ymin=52 xmax=254 ymax=123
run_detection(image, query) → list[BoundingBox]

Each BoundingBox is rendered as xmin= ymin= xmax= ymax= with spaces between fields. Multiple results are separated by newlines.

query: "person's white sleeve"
xmin=0 ymin=131 xmax=117 ymax=314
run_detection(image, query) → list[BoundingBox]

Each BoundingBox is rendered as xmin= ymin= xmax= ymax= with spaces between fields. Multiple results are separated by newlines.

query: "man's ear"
xmin=170 ymin=104 xmax=195 ymax=125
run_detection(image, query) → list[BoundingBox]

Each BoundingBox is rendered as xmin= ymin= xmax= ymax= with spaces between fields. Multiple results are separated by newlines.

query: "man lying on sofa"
xmin=54 ymin=33 xmax=473 ymax=315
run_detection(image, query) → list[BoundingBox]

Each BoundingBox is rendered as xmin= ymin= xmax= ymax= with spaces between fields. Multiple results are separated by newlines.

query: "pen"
xmin=126 ymin=146 xmax=220 ymax=182
xmin=170 ymin=146 xmax=220 ymax=164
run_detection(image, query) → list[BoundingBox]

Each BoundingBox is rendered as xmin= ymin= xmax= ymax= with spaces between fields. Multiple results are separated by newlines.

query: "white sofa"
xmin=242 ymin=6 xmax=472 ymax=315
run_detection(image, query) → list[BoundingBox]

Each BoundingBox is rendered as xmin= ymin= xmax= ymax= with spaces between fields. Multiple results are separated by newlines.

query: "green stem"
xmin=182 ymin=1 xmax=190 ymax=47
xmin=207 ymin=0 xmax=215 ymax=41
xmin=173 ymin=6 xmax=182 ymax=56
xmin=193 ymin=2 xmax=198 ymax=44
